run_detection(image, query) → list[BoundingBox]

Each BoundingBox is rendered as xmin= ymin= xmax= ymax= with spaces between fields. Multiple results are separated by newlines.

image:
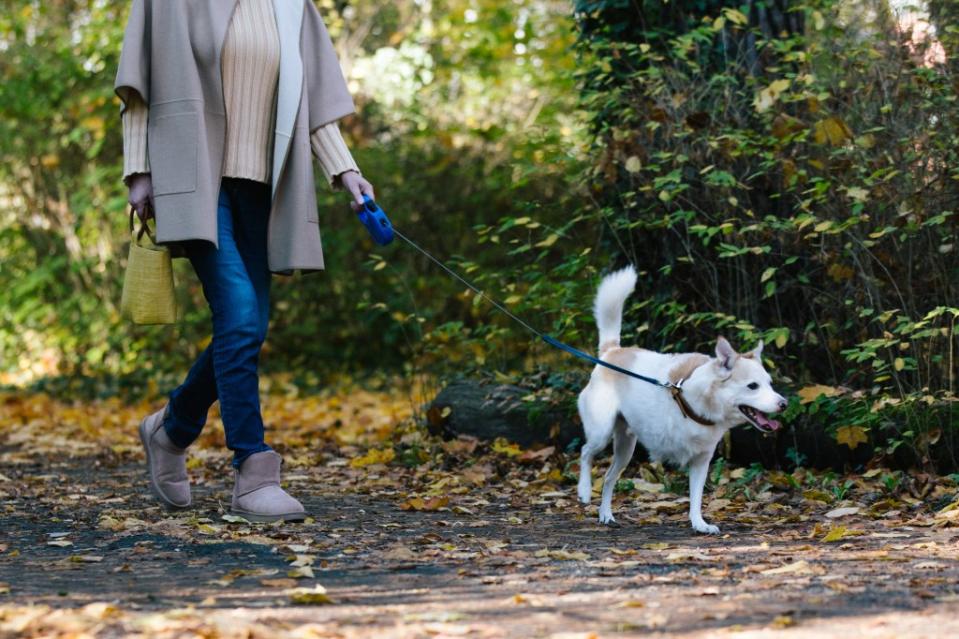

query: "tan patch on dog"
xmin=668 ymin=354 xmax=711 ymax=385
xmin=598 ymin=339 xmax=620 ymax=354
xmin=598 ymin=347 xmax=650 ymax=381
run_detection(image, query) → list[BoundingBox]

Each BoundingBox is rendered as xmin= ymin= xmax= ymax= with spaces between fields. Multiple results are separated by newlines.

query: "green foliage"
xmin=570 ymin=0 xmax=958 ymax=466
xmin=1 ymin=0 xmax=956 ymax=473
xmin=0 ymin=1 xmax=582 ymax=392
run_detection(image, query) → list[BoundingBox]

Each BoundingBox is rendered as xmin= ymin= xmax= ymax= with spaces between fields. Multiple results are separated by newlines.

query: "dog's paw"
xmin=577 ymin=483 xmax=592 ymax=505
xmin=692 ymin=521 xmax=720 ymax=535
xmin=598 ymin=508 xmax=616 ymax=525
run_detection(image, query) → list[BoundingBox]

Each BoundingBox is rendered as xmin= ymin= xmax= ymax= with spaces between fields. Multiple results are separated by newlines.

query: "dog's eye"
xmin=747 ymin=382 xmax=759 ymax=390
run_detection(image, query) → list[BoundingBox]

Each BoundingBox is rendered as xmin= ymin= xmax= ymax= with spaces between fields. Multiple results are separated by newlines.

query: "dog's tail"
xmin=594 ymin=265 xmax=637 ymax=354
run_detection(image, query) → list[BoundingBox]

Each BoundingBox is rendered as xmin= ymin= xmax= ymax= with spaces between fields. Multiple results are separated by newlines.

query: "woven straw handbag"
xmin=120 ymin=204 xmax=177 ymax=325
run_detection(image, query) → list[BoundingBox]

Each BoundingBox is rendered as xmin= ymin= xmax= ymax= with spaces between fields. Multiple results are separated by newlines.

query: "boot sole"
xmin=139 ymin=415 xmax=191 ymax=510
xmin=229 ymin=509 xmax=307 ymax=523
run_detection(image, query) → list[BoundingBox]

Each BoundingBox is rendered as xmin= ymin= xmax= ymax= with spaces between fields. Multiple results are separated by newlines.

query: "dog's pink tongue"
xmin=757 ymin=412 xmax=782 ymax=431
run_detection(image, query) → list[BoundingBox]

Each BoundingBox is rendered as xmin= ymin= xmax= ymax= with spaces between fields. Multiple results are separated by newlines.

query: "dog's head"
xmin=695 ymin=337 xmax=787 ymax=432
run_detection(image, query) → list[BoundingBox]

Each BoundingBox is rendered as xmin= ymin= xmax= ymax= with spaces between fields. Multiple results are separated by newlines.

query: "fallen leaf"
xmin=666 ymin=549 xmax=712 ymax=562
xmin=261 ymin=578 xmax=299 ymax=588
xmin=221 ymin=514 xmax=250 ymax=523
xmin=835 ymin=425 xmax=868 ymax=449
xmin=761 ymin=560 xmax=813 ymax=575
xmin=822 ymin=525 xmax=866 ymax=542
xmin=287 ymin=584 xmax=333 ymax=605
xmin=535 ymin=548 xmax=589 ymax=561
xmin=400 ymin=496 xmax=449 ymax=511
xmin=288 ymin=566 xmax=315 ymax=579
xmin=771 ymin=615 xmax=796 ymax=628
xmin=350 ymin=447 xmax=395 ymax=468
xmin=825 ymin=506 xmax=860 ymax=519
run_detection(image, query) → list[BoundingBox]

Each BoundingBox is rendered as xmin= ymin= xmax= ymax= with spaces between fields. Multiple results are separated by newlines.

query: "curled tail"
xmin=593 ymin=265 xmax=637 ymax=354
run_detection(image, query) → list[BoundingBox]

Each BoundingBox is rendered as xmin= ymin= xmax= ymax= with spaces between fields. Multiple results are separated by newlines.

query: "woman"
xmin=114 ymin=0 xmax=375 ymax=522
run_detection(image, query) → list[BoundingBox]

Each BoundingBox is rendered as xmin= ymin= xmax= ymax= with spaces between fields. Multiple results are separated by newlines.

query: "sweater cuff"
xmin=310 ymin=122 xmax=360 ymax=190
xmin=121 ymin=92 xmax=150 ymax=181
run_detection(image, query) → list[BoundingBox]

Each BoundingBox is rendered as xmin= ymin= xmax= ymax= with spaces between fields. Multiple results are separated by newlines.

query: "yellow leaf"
xmin=724 ymin=8 xmax=749 ymax=25
xmin=492 ymin=437 xmax=523 ymax=457
xmin=894 ymin=357 xmax=905 ymax=371
xmin=625 ymin=156 xmax=642 ymax=173
xmin=814 ymin=117 xmax=853 ymax=145
xmin=287 ymin=585 xmax=333 ymax=605
xmin=536 ymin=548 xmax=589 ymax=561
xmin=349 ymin=447 xmax=395 ymax=468
xmin=772 ymin=615 xmax=796 ymax=628
xmin=535 ymin=234 xmax=559 ymax=248
xmin=753 ymin=79 xmax=791 ymax=113
xmin=400 ymin=496 xmax=449 ymax=511
xmin=821 ymin=525 xmax=866 ymax=542
xmin=835 ymin=425 xmax=868 ymax=450
xmin=797 ymin=384 xmax=842 ymax=404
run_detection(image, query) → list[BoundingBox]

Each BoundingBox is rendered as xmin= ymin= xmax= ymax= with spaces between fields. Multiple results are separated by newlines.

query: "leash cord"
xmin=391 ymin=227 xmax=673 ymax=389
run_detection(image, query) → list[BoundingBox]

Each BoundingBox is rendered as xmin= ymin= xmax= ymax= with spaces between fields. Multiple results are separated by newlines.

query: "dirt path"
xmin=3 ymin=449 xmax=959 ymax=638
xmin=2 ymin=389 xmax=959 ymax=637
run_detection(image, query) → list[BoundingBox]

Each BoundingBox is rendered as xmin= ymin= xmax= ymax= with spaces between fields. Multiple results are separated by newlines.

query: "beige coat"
xmin=114 ymin=0 xmax=356 ymax=275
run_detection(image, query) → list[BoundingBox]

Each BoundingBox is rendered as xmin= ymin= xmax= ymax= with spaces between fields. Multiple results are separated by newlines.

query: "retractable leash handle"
xmin=357 ymin=194 xmax=394 ymax=245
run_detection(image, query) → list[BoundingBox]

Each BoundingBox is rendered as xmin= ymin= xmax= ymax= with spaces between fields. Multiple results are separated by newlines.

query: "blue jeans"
xmin=162 ymin=177 xmax=273 ymax=468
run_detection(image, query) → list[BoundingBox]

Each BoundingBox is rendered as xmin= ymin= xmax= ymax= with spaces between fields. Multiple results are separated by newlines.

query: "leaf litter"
xmin=2 ymin=384 xmax=959 ymax=637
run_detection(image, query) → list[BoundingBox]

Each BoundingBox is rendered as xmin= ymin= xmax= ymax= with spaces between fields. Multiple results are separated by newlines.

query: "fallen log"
xmin=426 ymin=380 xmax=581 ymax=448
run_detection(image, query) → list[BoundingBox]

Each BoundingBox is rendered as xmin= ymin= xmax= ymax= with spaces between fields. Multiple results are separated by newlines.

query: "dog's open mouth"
xmin=739 ymin=405 xmax=782 ymax=432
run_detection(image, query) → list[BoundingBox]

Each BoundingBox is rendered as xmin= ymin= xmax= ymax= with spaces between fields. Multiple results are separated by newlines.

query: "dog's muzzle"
xmin=739 ymin=405 xmax=782 ymax=432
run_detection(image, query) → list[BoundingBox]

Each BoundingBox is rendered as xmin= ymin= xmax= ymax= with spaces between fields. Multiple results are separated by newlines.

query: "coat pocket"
xmin=148 ymin=112 xmax=199 ymax=196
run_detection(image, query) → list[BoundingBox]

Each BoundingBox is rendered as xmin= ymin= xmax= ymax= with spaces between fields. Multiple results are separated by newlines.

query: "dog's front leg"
xmin=688 ymin=453 xmax=719 ymax=535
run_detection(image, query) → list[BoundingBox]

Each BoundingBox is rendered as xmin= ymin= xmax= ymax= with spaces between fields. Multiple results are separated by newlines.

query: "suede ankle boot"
xmin=138 ymin=404 xmax=191 ymax=509
xmin=230 ymin=450 xmax=306 ymax=523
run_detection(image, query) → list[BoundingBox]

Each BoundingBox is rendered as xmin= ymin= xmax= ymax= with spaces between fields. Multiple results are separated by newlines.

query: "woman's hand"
xmin=338 ymin=170 xmax=375 ymax=212
xmin=126 ymin=173 xmax=155 ymax=222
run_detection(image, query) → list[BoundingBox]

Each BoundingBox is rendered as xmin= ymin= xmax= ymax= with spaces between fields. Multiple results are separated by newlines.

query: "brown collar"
xmin=669 ymin=381 xmax=715 ymax=426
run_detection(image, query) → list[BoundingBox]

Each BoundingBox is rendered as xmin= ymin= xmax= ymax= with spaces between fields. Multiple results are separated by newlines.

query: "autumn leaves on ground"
xmin=2 ymin=379 xmax=959 ymax=639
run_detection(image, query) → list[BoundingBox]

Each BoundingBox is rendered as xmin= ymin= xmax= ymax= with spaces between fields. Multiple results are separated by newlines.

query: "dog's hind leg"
xmin=576 ymin=387 xmax=617 ymax=505
xmin=688 ymin=452 xmax=719 ymax=534
xmin=598 ymin=418 xmax=637 ymax=524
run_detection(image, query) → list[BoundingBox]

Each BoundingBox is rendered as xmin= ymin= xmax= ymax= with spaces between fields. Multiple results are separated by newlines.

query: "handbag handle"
xmin=129 ymin=203 xmax=158 ymax=245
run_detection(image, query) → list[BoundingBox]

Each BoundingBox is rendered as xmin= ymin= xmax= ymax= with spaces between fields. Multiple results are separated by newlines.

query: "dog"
xmin=576 ymin=265 xmax=786 ymax=534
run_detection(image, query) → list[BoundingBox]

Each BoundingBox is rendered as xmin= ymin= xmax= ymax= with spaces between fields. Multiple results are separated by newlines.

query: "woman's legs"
xmin=162 ymin=177 xmax=273 ymax=468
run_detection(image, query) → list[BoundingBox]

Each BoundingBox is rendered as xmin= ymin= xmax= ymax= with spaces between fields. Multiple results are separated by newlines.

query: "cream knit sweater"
xmin=122 ymin=0 xmax=359 ymax=189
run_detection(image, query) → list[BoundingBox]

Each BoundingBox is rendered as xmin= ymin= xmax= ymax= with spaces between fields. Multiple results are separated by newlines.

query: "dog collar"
xmin=669 ymin=380 xmax=715 ymax=427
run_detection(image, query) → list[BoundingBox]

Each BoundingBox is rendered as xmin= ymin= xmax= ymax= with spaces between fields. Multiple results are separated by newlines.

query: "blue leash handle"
xmin=357 ymin=194 xmax=394 ymax=245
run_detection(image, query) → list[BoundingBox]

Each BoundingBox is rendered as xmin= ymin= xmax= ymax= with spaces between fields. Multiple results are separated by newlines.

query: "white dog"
xmin=576 ymin=265 xmax=786 ymax=534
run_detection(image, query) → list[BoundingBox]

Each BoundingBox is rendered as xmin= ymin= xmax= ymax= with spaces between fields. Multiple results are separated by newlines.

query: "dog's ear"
xmin=714 ymin=337 xmax=739 ymax=372
xmin=746 ymin=339 xmax=764 ymax=360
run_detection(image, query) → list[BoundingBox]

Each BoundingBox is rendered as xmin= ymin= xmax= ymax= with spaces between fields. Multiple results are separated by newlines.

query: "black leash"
xmin=391 ymin=227 xmax=675 ymax=390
